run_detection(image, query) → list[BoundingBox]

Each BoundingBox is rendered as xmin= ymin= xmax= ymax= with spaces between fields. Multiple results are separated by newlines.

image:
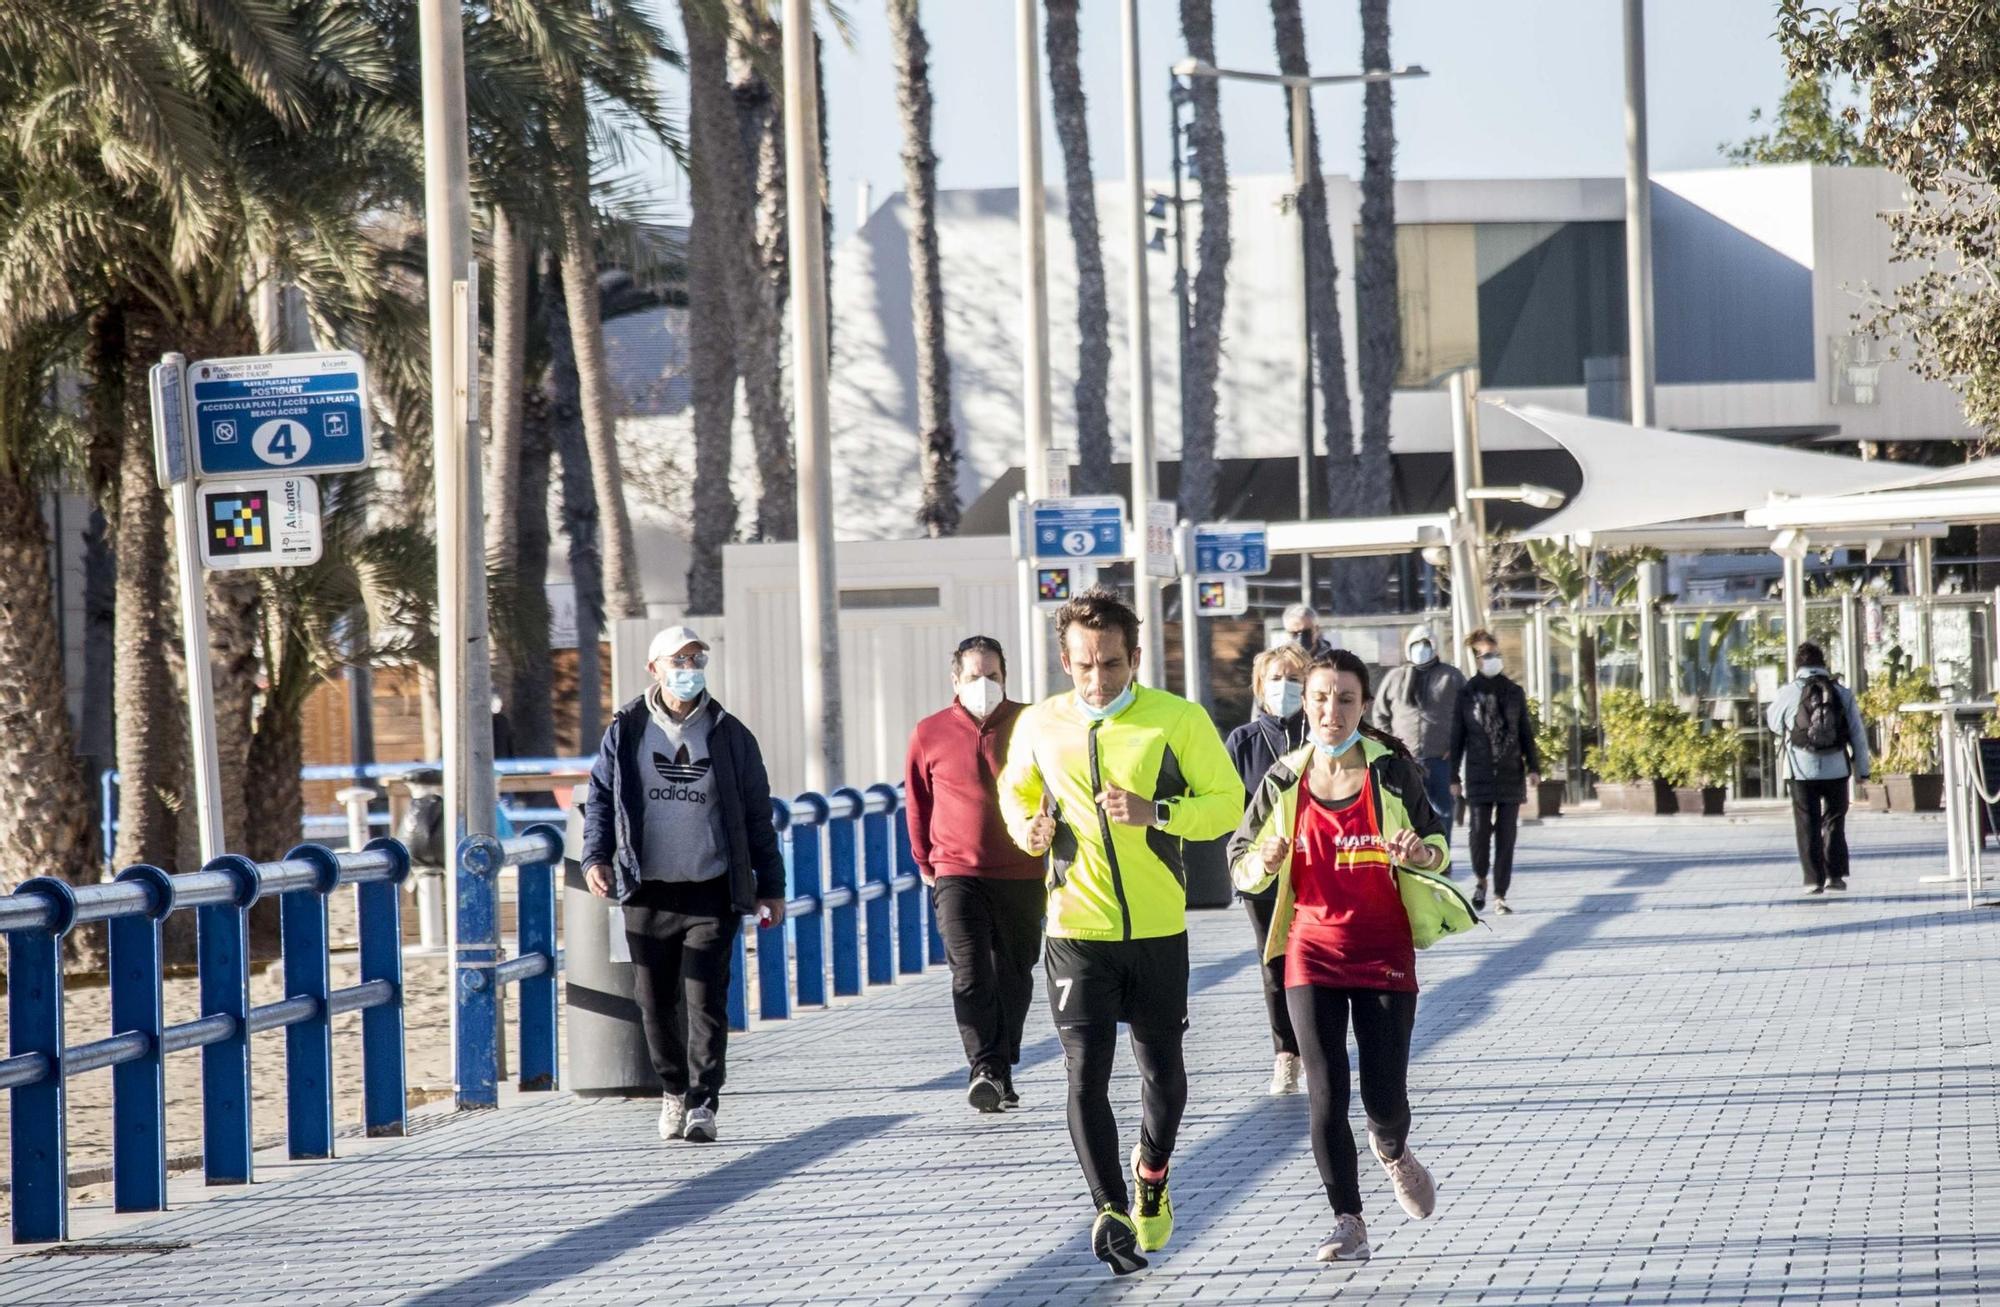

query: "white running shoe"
xmin=1373 ymin=1137 xmax=1437 ymax=1219
xmin=682 ymin=1105 xmax=717 ymax=1143
xmin=1268 ymin=1053 xmax=1303 ymax=1096
xmin=1494 ymin=896 xmax=1513 ymax=915
xmin=1315 ymin=1213 xmax=1370 ymax=1262
xmin=658 ymin=1094 xmax=685 ymax=1141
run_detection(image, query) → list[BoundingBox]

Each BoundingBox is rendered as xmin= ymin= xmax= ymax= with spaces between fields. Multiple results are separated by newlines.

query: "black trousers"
xmin=931 ymin=876 xmax=1046 ymax=1078
xmin=1243 ymin=897 xmax=1300 ymax=1057
xmin=1790 ymin=777 xmax=1852 ymax=887
xmin=1057 ymin=1022 xmax=1187 ymax=1213
xmin=1468 ymin=802 xmax=1521 ymax=897
xmin=624 ymin=877 xmax=736 ymax=1111
xmin=1288 ymin=984 xmax=1418 ymax=1217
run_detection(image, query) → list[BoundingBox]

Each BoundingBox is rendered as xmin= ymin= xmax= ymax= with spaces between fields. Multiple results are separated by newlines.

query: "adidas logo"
xmin=653 ymin=747 xmax=713 ymax=785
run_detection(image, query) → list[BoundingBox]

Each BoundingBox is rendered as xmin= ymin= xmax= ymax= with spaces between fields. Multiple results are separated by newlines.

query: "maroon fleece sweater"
xmin=903 ymin=699 xmax=1044 ymax=880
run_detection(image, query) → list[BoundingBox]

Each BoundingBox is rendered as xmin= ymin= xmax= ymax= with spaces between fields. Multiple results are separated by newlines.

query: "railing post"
xmin=879 ymin=784 xmax=923 ymax=975
xmin=100 ymin=769 xmax=118 ymax=873
xmin=281 ymin=845 xmax=340 ymax=1160
xmin=200 ymin=855 xmax=261 ymax=1185
xmin=455 ymin=835 xmax=502 ymax=1110
xmin=726 ymin=922 xmax=750 ymax=1031
xmin=9 ymin=877 xmax=76 ymax=1243
xmin=359 ymin=837 xmax=409 ymax=1135
xmin=790 ymin=793 xmax=829 ymax=1008
xmin=111 ymin=865 xmax=173 ymax=1214
xmin=517 ymin=826 xmax=561 ymax=1090
xmin=861 ymin=791 xmax=894 ymax=987
xmin=828 ymin=787 xmax=864 ymax=997
xmin=758 ymin=802 xmax=793 ymax=1021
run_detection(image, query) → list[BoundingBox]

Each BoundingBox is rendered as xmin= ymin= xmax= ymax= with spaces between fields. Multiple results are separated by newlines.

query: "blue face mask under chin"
xmin=1078 ymin=682 xmax=1136 ymax=722
xmin=664 ymin=669 xmax=707 ymax=701
xmin=1314 ymin=726 xmax=1362 ymax=758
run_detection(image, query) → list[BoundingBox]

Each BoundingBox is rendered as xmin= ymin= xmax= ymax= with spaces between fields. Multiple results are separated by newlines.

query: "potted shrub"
xmin=1586 ymin=690 xmax=1676 ymax=814
xmin=1664 ymin=721 xmax=1738 ymax=816
xmin=1528 ymin=697 xmax=1572 ymax=817
xmin=1858 ymin=658 xmax=1942 ymax=812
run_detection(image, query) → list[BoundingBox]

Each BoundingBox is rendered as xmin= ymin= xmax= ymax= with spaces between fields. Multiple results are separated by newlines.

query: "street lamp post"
xmin=1119 ymin=0 xmax=1166 ymax=689
xmin=1017 ymin=0 xmax=1053 ymax=702
xmin=1169 ymin=59 xmax=1428 ymax=613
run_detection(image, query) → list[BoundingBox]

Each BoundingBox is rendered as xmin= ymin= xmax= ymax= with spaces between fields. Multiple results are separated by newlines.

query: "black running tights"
xmin=1468 ymin=801 xmax=1520 ymax=897
xmin=1057 ymin=1021 xmax=1187 ymax=1212
xmin=1288 ymin=985 xmax=1418 ymax=1216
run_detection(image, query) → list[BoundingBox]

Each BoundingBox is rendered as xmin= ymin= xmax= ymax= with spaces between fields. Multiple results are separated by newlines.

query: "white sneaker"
xmin=682 ymin=1104 xmax=718 ymax=1143
xmin=658 ymin=1094 xmax=685 ymax=1141
xmin=1268 ymin=1053 xmax=1302 ymax=1096
xmin=1494 ymin=896 xmax=1513 ymax=915
xmin=1315 ymin=1213 xmax=1370 ymax=1262
xmin=1373 ymin=1137 xmax=1437 ymax=1219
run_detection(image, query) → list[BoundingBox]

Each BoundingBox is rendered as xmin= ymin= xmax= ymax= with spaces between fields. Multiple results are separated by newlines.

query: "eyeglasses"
xmin=665 ymin=652 xmax=709 ymax=670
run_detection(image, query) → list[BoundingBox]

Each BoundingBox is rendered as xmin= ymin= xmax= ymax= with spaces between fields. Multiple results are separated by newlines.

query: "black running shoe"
xmin=1828 ymin=877 xmax=1848 ymax=892
xmin=967 ymin=1071 xmax=1005 ymax=1114
xmin=1091 ymin=1207 xmax=1148 ymax=1275
xmin=1001 ymin=1073 xmax=1020 ymax=1109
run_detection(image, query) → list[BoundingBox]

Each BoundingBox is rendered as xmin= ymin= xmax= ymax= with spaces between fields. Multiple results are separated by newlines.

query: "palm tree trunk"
xmin=510 ymin=387 xmax=557 ymax=759
xmin=1349 ymin=0 xmax=1400 ymax=607
xmin=560 ymin=166 xmax=646 ymax=622
xmin=242 ymin=673 xmax=304 ymax=866
xmin=684 ymin=0 xmax=740 ymax=613
xmin=1045 ymin=0 xmax=1114 ymax=494
xmin=727 ymin=0 xmax=797 ymax=541
xmin=1177 ymin=0 xmax=1230 ymax=527
xmin=487 ymin=206 xmax=531 ymax=703
xmin=888 ymin=0 xmax=960 ymax=537
xmin=544 ymin=258 xmax=606 ymax=741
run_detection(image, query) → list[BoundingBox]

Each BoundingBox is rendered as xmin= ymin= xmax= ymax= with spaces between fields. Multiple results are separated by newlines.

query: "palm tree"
xmin=1269 ymin=0 xmax=1362 ymax=602
xmin=1176 ymin=0 xmax=1229 ymax=528
xmin=1352 ymin=0 xmax=1400 ymax=605
xmin=683 ymin=0 xmax=741 ymax=614
xmin=887 ymin=0 xmax=959 ymax=536
xmin=1044 ymin=0 xmax=1113 ymax=494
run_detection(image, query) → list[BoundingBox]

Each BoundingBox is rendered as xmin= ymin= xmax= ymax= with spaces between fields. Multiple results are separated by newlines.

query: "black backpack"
xmin=1790 ymin=676 xmax=1850 ymax=753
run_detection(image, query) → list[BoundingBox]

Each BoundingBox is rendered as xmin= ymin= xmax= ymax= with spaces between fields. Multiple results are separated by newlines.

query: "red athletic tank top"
xmin=1283 ymin=768 xmax=1418 ymax=992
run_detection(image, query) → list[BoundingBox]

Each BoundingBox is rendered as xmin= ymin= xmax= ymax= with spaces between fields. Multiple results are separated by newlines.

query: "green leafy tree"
xmin=1721 ymin=72 xmax=1883 ymax=166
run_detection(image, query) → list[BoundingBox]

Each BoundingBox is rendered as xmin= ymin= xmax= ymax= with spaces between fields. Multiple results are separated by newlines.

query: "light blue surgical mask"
xmin=1409 ymin=641 xmax=1436 ymax=666
xmin=1314 ymin=726 xmax=1362 ymax=758
xmin=1077 ymin=683 xmax=1136 ymax=722
xmin=665 ymin=669 xmax=707 ymax=701
xmin=1264 ymin=678 xmax=1303 ymax=718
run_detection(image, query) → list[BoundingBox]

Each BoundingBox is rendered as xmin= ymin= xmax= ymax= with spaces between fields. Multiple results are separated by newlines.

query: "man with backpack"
xmin=1765 ymin=642 xmax=1870 ymax=895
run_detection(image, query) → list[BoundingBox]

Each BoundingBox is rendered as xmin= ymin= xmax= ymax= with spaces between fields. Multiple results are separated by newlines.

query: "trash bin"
xmin=396 ymin=768 xmax=448 ymax=949
xmin=562 ymin=785 xmax=658 ymax=1096
xmin=1183 ymin=832 xmax=1233 ymax=909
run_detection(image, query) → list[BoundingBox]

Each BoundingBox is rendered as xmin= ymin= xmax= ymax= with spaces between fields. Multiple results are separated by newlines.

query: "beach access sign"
xmin=190 ymin=350 xmax=371 ymax=480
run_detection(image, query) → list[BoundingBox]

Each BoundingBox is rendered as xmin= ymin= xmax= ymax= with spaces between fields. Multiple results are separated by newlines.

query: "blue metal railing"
xmin=0 ymin=839 xmax=412 ymax=1244
xmin=451 ymin=827 xmax=563 ymax=1109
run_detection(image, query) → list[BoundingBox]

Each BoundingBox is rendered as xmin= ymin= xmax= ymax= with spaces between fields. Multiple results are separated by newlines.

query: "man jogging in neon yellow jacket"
xmin=998 ymin=588 xmax=1244 ymax=1276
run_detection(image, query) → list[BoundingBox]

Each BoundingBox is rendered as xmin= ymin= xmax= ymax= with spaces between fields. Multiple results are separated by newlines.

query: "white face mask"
xmin=1409 ymin=641 xmax=1435 ymax=666
xmin=1264 ymin=678 xmax=1303 ymax=717
xmin=956 ymin=675 xmax=1005 ymax=718
xmin=1480 ymin=655 xmax=1504 ymax=678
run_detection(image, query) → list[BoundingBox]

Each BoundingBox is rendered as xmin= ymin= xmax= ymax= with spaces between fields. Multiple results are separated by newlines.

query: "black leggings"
xmin=1057 ymin=1022 xmax=1188 ymax=1212
xmin=1287 ymin=985 xmax=1418 ymax=1216
xmin=1243 ymin=897 xmax=1300 ymax=1057
xmin=1468 ymin=802 xmax=1521 ymax=896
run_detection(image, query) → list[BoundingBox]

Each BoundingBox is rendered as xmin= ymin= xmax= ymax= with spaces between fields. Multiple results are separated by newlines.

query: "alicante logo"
xmin=652 ymin=747 xmax=712 ymax=785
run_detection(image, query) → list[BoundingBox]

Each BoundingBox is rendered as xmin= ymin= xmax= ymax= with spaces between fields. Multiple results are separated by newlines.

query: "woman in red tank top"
xmin=1246 ymin=651 xmax=1448 ymax=1264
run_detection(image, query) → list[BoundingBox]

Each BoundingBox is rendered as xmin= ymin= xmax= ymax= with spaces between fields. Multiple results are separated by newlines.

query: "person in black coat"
xmin=1223 ymin=643 xmax=1311 ymax=1094
xmin=1448 ymin=630 xmax=1541 ymax=915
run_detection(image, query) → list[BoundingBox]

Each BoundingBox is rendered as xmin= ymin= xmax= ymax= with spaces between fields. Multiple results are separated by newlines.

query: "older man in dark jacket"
xmin=1449 ymin=630 xmax=1541 ymax=914
xmin=582 ymin=625 xmax=786 ymax=1145
xmin=1372 ymin=623 xmax=1467 ymax=841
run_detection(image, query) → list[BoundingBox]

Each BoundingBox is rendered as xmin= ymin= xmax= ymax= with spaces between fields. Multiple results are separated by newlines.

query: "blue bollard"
xmin=9 ymin=877 xmax=76 ymax=1243
xmin=790 ymin=794 xmax=829 ymax=1007
xmin=280 ymin=845 xmax=340 ymax=1160
xmin=358 ymin=837 xmax=408 ymax=1136
xmin=517 ymin=826 xmax=561 ymax=1091
xmin=757 ymin=805 xmax=792 ymax=1022
xmin=454 ymin=835 xmax=502 ymax=1110
xmin=861 ymin=795 xmax=895 ymax=987
xmin=110 ymin=865 xmax=173 ymax=1213
xmin=883 ymin=786 xmax=924 ymax=975
xmin=200 ymin=856 xmax=261 ymax=1185
xmin=726 ymin=927 xmax=749 ymax=1031
xmin=828 ymin=788 xmax=864 ymax=997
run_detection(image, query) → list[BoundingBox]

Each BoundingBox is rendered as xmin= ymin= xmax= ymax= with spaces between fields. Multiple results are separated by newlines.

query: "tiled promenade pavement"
xmin=3 ymin=812 xmax=1993 ymax=1304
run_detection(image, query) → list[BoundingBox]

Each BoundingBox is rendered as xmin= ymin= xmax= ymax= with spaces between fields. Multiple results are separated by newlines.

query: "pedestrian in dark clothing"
xmin=582 ymin=625 xmax=787 ymax=1145
xmin=904 ymin=635 xmax=1047 ymax=1113
xmin=1765 ymin=642 xmax=1870 ymax=894
xmin=1449 ymin=630 xmax=1541 ymax=914
xmin=1371 ymin=624 xmax=1467 ymax=841
xmin=1224 ymin=643 xmax=1311 ymax=1095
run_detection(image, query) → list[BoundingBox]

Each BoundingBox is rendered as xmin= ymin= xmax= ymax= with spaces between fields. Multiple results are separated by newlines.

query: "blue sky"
xmin=634 ymin=1 xmax=1794 ymax=232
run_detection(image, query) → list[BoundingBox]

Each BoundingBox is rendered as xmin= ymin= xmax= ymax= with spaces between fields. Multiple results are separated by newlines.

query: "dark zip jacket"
xmin=1449 ymin=674 xmax=1542 ymax=805
xmin=582 ymin=692 xmax=786 ymax=912
xmin=1223 ymin=710 xmax=1308 ymax=902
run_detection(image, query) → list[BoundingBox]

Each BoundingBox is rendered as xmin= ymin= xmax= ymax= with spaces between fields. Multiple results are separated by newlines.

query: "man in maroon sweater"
xmin=905 ymin=635 xmax=1047 ymax=1113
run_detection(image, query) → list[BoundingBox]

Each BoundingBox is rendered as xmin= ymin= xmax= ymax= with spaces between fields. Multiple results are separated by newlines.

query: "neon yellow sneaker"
xmin=1130 ymin=1147 xmax=1174 ymax=1252
xmin=1090 ymin=1206 xmax=1147 ymax=1275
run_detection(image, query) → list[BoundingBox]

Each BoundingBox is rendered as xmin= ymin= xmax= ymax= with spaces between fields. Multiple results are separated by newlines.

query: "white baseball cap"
xmin=647 ymin=625 xmax=709 ymax=664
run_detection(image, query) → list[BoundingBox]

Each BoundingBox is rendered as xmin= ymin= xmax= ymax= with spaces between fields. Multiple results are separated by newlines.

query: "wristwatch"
xmin=1154 ymin=800 xmax=1173 ymax=828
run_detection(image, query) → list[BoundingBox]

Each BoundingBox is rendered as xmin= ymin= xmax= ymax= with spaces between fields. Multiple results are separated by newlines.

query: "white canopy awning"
xmin=1492 ymin=402 xmax=1916 ymax=542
